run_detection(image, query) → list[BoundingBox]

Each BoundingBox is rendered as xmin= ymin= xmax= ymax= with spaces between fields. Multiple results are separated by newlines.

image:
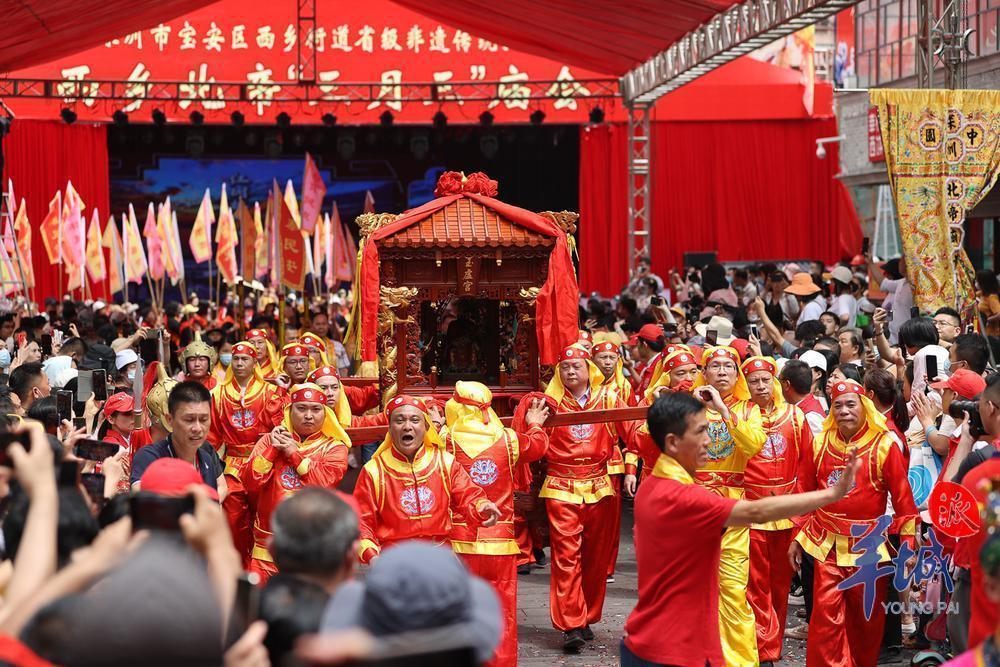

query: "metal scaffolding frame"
xmin=296 ymin=0 xmax=318 ymax=84
xmin=619 ymin=0 xmax=864 ymax=273
xmin=621 ymin=0 xmax=859 ymax=106
xmin=0 ymin=77 xmax=619 ymax=107
xmin=627 ymin=104 xmax=652 ymax=269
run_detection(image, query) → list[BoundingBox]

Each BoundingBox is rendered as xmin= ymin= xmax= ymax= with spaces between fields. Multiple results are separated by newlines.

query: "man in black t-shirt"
xmin=131 ymin=381 xmax=226 ymax=495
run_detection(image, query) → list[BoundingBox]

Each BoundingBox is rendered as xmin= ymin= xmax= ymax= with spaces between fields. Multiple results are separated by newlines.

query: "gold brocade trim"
xmin=607 ymin=462 xmax=625 ymax=475
xmin=224 ymin=454 xmax=249 ymax=477
xmin=251 ymin=545 xmax=274 ymax=563
xmin=358 ymin=539 xmax=380 ymax=559
xmin=296 ymin=457 xmax=311 ymax=476
xmin=796 ymin=532 xmax=892 ymax=566
xmin=377 ymin=447 xmax=436 ymax=476
xmin=252 ymin=456 xmax=273 ymax=475
xmin=538 ymin=476 xmax=614 ymax=504
xmin=450 ymin=539 xmax=520 ymax=556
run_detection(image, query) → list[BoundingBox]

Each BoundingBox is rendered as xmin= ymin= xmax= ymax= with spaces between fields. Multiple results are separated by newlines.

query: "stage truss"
xmin=621 ymin=0 xmax=862 ymax=271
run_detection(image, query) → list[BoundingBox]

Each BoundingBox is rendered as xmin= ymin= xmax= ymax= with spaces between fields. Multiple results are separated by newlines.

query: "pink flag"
xmin=300 ymin=152 xmax=327 ymax=234
xmin=144 ymin=202 xmax=164 ymax=280
xmin=61 ymin=186 xmax=85 ymax=270
xmin=323 ymin=209 xmax=335 ymax=289
xmin=363 ymin=190 xmax=376 ymax=214
xmin=3 ymin=179 xmax=15 ymax=256
xmin=85 ymin=208 xmax=107 ymax=283
xmin=332 ymin=211 xmax=354 ymax=283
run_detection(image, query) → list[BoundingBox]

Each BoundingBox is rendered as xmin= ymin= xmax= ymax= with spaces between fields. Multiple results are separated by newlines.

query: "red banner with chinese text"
xmin=4 ymin=0 xmax=617 ymax=125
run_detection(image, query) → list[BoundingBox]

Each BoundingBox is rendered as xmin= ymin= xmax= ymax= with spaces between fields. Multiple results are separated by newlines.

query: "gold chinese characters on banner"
xmin=870 ymin=89 xmax=1000 ymax=320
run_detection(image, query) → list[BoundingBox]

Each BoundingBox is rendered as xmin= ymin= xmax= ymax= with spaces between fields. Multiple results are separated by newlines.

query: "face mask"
xmin=220 ymin=353 xmax=232 ymax=367
xmin=0 ymin=348 xmax=11 ymax=369
xmin=126 ymin=371 xmax=136 ymax=383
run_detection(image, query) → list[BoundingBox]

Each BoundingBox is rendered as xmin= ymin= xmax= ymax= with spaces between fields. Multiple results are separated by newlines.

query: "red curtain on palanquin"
xmin=1 ymin=120 xmax=111 ymax=301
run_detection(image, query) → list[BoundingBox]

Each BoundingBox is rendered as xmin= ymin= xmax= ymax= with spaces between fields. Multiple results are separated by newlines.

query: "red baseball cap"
xmin=930 ymin=369 xmax=986 ymax=400
xmin=627 ymin=323 xmax=664 ymax=346
xmin=140 ymin=458 xmax=219 ymax=501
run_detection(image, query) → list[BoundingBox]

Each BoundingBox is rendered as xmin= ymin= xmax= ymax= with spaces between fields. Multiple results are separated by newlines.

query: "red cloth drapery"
xmin=577 ymin=118 xmax=861 ymax=296
xmin=579 ymin=124 xmax=630 ymax=298
xmin=2 ymin=120 xmax=111 ymax=301
xmin=0 ymin=0 xmax=219 ymax=72
xmin=359 ymin=192 xmax=580 ymax=365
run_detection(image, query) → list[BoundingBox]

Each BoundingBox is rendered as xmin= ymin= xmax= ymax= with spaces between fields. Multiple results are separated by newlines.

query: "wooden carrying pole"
xmin=344 ymin=405 xmax=649 ymax=443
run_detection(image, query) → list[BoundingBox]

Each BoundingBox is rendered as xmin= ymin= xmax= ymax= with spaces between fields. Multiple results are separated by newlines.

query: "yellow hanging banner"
xmin=870 ymin=89 xmax=1000 ymax=320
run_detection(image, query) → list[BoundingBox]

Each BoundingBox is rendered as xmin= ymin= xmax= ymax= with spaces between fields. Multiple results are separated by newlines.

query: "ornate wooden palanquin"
xmin=356 ymin=196 xmax=578 ymax=414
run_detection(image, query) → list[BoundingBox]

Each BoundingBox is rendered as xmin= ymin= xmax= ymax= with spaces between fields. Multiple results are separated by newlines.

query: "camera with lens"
xmin=949 ymin=399 xmax=986 ymax=439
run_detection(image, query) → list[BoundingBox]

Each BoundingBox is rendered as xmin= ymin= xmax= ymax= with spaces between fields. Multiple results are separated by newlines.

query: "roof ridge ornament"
xmin=433 ymin=170 xmax=499 ymax=198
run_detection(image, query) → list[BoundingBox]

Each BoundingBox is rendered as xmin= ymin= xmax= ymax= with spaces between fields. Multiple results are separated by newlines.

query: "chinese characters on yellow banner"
xmin=870 ymin=89 xmax=1000 ymax=320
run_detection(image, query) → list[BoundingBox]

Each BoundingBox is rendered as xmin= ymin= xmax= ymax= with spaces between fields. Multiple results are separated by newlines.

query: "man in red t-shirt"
xmin=623 ymin=392 xmax=858 ymax=667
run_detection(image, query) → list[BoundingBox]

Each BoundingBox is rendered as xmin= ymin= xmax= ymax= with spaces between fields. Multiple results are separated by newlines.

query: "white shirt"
xmin=832 ymin=294 xmax=858 ymax=327
xmin=798 ymin=295 xmax=827 ymax=324
xmin=882 ymin=277 xmax=914 ymax=344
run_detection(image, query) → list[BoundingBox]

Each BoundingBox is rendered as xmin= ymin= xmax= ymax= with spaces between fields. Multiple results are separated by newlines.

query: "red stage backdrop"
xmin=578 ymin=119 xmax=861 ymax=297
xmin=1 ymin=121 xmax=112 ymax=301
xmin=5 ymin=0 xmax=617 ymax=125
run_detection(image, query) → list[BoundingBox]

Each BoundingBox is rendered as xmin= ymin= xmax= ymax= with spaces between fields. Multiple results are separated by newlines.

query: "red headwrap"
xmin=232 ymin=342 xmax=258 ymax=359
xmin=663 ymin=351 xmax=697 ymax=372
xmin=578 ymin=330 xmax=593 ymax=342
xmin=558 ymin=345 xmax=591 ymax=362
xmin=384 ymin=394 xmax=428 ymax=417
xmin=282 ymin=343 xmax=309 ymax=358
xmin=246 ymin=328 xmax=269 ymax=341
xmin=592 ymin=341 xmax=619 ymax=354
xmin=289 ymin=384 xmax=328 ymax=405
xmin=308 ymin=365 xmax=339 ymax=383
xmin=298 ymin=333 xmax=325 ymax=350
xmin=830 ymin=379 xmax=865 ymax=401
xmin=703 ymin=347 xmax=739 ymax=365
xmin=741 ymin=356 xmax=777 ymax=377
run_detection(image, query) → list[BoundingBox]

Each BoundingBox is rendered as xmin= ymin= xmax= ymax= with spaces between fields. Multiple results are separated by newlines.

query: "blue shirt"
xmin=130 ymin=437 xmax=224 ymax=490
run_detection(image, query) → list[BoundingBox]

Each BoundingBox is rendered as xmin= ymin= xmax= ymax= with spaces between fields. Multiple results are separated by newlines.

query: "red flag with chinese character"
xmin=124 ymin=204 xmax=148 ymax=284
xmin=215 ymin=184 xmax=239 ymax=284
xmin=61 ymin=185 xmax=85 ymax=271
xmin=300 ymin=152 xmax=326 ymax=234
xmin=85 ymin=208 xmax=106 ymax=283
xmin=144 ymin=202 xmax=164 ymax=280
xmin=189 ymin=188 xmax=214 ymax=263
xmin=39 ymin=192 xmax=62 ymax=265
xmin=237 ymin=198 xmax=256 ymax=279
xmin=363 ymin=190 xmax=375 ymax=214
xmin=278 ymin=190 xmax=306 ymax=291
xmin=102 ymin=215 xmax=125 ymax=295
xmin=270 ymin=181 xmax=280 ymax=286
xmin=13 ymin=198 xmax=34 ymax=288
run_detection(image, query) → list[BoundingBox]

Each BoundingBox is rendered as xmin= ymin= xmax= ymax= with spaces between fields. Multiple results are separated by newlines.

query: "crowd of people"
xmin=0 ymin=250 xmax=999 ymax=666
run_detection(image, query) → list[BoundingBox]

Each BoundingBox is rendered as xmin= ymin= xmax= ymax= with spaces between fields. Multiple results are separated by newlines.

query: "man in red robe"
xmin=306 ymin=365 xmax=387 ymax=428
xmin=240 ymin=383 xmax=352 ymax=582
xmin=790 ymin=379 xmax=919 ymax=667
xmin=543 ymin=344 xmax=640 ymax=653
xmin=353 ymin=395 xmax=501 ymax=563
xmin=213 ymin=341 xmax=286 ymax=560
xmin=445 ymin=381 xmax=549 ymax=666
xmin=742 ymin=355 xmax=813 ymax=663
